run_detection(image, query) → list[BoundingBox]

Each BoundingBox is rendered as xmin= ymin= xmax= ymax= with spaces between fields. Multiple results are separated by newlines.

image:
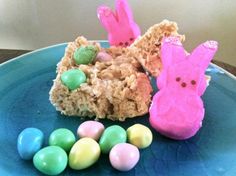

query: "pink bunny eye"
xmin=176 ymin=77 xmax=181 ymax=82
xmin=119 ymin=42 xmax=123 ymax=46
xmin=130 ymin=38 xmax=134 ymax=41
xmin=191 ymin=80 xmax=196 ymax=85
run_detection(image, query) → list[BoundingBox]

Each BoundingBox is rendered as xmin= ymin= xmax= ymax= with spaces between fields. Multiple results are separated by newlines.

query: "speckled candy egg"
xmin=77 ymin=121 xmax=105 ymax=141
xmin=109 ymin=143 xmax=140 ymax=171
xmin=49 ymin=128 xmax=76 ymax=152
xmin=73 ymin=45 xmax=98 ymax=65
xmin=17 ymin=128 xmax=44 ymax=160
xmin=33 ymin=146 xmax=68 ymax=175
xmin=127 ymin=124 xmax=153 ymax=149
xmin=99 ymin=125 xmax=127 ymax=154
xmin=69 ymin=138 xmax=100 ymax=170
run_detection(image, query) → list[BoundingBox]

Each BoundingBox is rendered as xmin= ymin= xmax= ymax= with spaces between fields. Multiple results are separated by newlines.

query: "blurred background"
xmin=0 ymin=0 xmax=235 ymax=66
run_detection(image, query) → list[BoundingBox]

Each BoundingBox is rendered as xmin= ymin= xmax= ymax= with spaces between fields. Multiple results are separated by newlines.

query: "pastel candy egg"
xmin=33 ymin=146 xmax=68 ymax=175
xmin=17 ymin=127 xmax=44 ymax=160
xmin=77 ymin=121 xmax=105 ymax=141
xmin=49 ymin=128 xmax=76 ymax=152
xmin=61 ymin=69 xmax=86 ymax=90
xmin=73 ymin=45 xmax=98 ymax=65
xmin=95 ymin=52 xmax=113 ymax=62
xmin=127 ymin=124 xmax=153 ymax=149
xmin=99 ymin=125 xmax=127 ymax=154
xmin=69 ymin=138 xmax=100 ymax=170
xmin=109 ymin=143 xmax=140 ymax=171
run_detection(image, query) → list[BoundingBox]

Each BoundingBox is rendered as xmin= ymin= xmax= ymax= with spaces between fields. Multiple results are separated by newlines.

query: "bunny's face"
xmin=108 ymin=29 xmax=136 ymax=47
xmin=167 ymin=62 xmax=203 ymax=94
xmin=158 ymin=36 xmax=218 ymax=95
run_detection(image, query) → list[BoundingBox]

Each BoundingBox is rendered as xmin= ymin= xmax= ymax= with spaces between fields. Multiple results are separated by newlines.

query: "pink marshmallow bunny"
xmin=149 ymin=36 xmax=218 ymax=140
xmin=97 ymin=0 xmax=141 ymax=47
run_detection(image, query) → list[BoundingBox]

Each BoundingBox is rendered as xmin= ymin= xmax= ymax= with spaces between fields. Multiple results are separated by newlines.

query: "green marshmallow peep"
xmin=61 ymin=69 xmax=86 ymax=90
xmin=73 ymin=45 xmax=98 ymax=65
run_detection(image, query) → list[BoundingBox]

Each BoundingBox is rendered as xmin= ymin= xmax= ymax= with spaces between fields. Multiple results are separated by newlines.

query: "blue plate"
xmin=0 ymin=42 xmax=236 ymax=176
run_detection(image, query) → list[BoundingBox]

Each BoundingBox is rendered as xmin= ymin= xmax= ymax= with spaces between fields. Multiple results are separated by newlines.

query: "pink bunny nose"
xmin=175 ymin=77 xmax=187 ymax=88
xmin=176 ymin=77 xmax=181 ymax=82
xmin=191 ymin=80 xmax=196 ymax=85
xmin=181 ymin=82 xmax=187 ymax=88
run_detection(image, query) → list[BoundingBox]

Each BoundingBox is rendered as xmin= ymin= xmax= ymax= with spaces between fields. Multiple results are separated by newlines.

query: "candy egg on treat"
xmin=73 ymin=45 xmax=98 ymax=65
xmin=61 ymin=69 xmax=87 ymax=90
xmin=95 ymin=51 xmax=113 ymax=62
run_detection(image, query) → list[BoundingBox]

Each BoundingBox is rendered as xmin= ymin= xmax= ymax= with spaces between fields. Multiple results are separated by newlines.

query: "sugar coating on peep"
xmin=203 ymin=40 xmax=218 ymax=49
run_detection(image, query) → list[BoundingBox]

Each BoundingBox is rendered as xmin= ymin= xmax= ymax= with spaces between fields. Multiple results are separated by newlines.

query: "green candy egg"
xmin=73 ymin=45 xmax=98 ymax=65
xmin=61 ymin=69 xmax=86 ymax=90
xmin=49 ymin=128 xmax=76 ymax=152
xmin=33 ymin=146 xmax=68 ymax=175
xmin=99 ymin=125 xmax=127 ymax=154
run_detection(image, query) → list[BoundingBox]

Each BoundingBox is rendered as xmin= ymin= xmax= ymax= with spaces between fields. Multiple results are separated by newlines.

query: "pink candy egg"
xmin=109 ymin=143 xmax=140 ymax=171
xmin=77 ymin=121 xmax=105 ymax=141
xmin=95 ymin=52 xmax=113 ymax=62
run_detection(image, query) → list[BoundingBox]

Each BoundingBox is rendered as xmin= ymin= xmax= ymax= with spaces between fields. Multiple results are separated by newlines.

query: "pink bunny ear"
xmin=115 ymin=0 xmax=133 ymax=23
xmin=115 ymin=0 xmax=141 ymax=37
xmin=161 ymin=36 xmax=186 ymax=68
xmin=157 ymin=36 xmax=186 ymax=89
xmin=97 ymin=6 xmax=119 ymax=33
xmin=188 ymin=41 xmax=218 ymax=71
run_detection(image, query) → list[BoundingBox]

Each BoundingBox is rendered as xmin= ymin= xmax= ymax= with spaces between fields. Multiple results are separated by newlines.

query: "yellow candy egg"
xmin=127 ymin=124 xmax=153 ymax=149
xmin=69 ymin=138 xmax=100 ymax=170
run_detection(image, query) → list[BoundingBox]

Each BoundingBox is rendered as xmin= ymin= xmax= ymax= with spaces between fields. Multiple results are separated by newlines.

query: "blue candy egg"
xmin=17 ymin=128 xmax=44 ymax=160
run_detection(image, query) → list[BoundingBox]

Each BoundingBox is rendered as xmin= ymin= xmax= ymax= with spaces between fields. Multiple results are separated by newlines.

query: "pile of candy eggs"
xmin=17 ymin=121 xmax=153 ymax=175
xmin=60 ymin=45 xmax=114 ymax=91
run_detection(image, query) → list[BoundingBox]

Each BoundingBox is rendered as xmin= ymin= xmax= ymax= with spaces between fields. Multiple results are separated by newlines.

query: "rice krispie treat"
xmin=49 ymin=37 xmax=153 ymax=121
xmin=131 ymin=20 xmax=185 ymax=76
xmin=50 ymin=20 xmax=185 ymax=120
